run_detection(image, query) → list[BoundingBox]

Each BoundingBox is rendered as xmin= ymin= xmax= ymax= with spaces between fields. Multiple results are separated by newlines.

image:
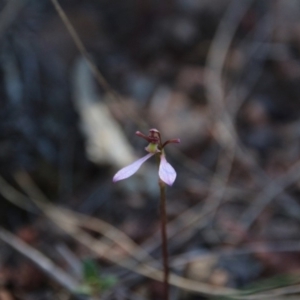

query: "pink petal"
xmin=159 ymin=155 xmax=176 ymax=186
xmin=113 ymin=153 xmax=154 ymax=182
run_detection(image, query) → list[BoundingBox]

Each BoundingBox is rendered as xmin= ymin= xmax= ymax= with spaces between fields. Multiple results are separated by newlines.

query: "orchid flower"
xmin=113 ymin=129 xmax=180 ymax=186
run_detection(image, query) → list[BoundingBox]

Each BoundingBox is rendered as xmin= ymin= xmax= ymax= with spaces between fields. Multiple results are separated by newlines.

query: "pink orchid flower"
xmin=113 ymin=129 xmax=180 ymax=186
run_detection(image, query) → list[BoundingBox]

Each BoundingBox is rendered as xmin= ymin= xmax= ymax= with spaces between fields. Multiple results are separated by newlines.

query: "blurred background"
xmin=2 ymin=0 xmax=300 ymax=299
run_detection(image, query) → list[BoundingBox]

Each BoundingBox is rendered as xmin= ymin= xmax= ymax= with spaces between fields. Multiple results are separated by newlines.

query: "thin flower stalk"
xmin=113 ymin=129 xmax=180 ymax=300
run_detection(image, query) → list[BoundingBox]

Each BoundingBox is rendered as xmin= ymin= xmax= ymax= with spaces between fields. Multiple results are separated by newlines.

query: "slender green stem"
xmin=159 ymin=180 xmax=169 ymax=300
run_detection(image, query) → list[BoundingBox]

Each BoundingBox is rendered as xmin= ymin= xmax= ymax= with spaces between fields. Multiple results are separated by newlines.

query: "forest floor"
xmin=1 ymin=1 xmax=300 ymax=299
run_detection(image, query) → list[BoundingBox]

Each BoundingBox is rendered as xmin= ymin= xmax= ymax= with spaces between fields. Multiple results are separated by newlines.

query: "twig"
xmin=205 ymin=0 xmax=253 ymax=123
xmin=0 ymin=170 xmax=161 ymax=273
xmin=203 ymin=0 xmax=254 ymax=223
xmin=230 ymin=283 xmax=300 ymax=300
xmin=49 ymin=0 xmax=146 ymax=128
xmin=202 ymin=0 xmax=300 ymax=241
xmin=12 ymin=171 xmax=156 ymax=264
xmin=240 ymin=159 xmax=300 ymax=230
xmin=13 ymin=171 xmax=239 ymax=297
xmin=0 ymin=227 xmax=79 ymax=294
xmin=172 ymin=240 xmax=300 ymax=268
xmin=12 ymin=171 xmax=300 ymax=299
xmin=50 ymin=0 xmax=113 ymax=95
xmin=0 ymin=176 xmax=37 ymax=213
xmin=47 ymin=206 xmax=238 ymax=296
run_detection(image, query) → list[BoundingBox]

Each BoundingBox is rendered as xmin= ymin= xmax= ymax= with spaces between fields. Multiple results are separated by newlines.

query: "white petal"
xmin=159 ymin=155 xmax=176 ymax=186
xmin=113 ymin=153 xmax=154 ymax=182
